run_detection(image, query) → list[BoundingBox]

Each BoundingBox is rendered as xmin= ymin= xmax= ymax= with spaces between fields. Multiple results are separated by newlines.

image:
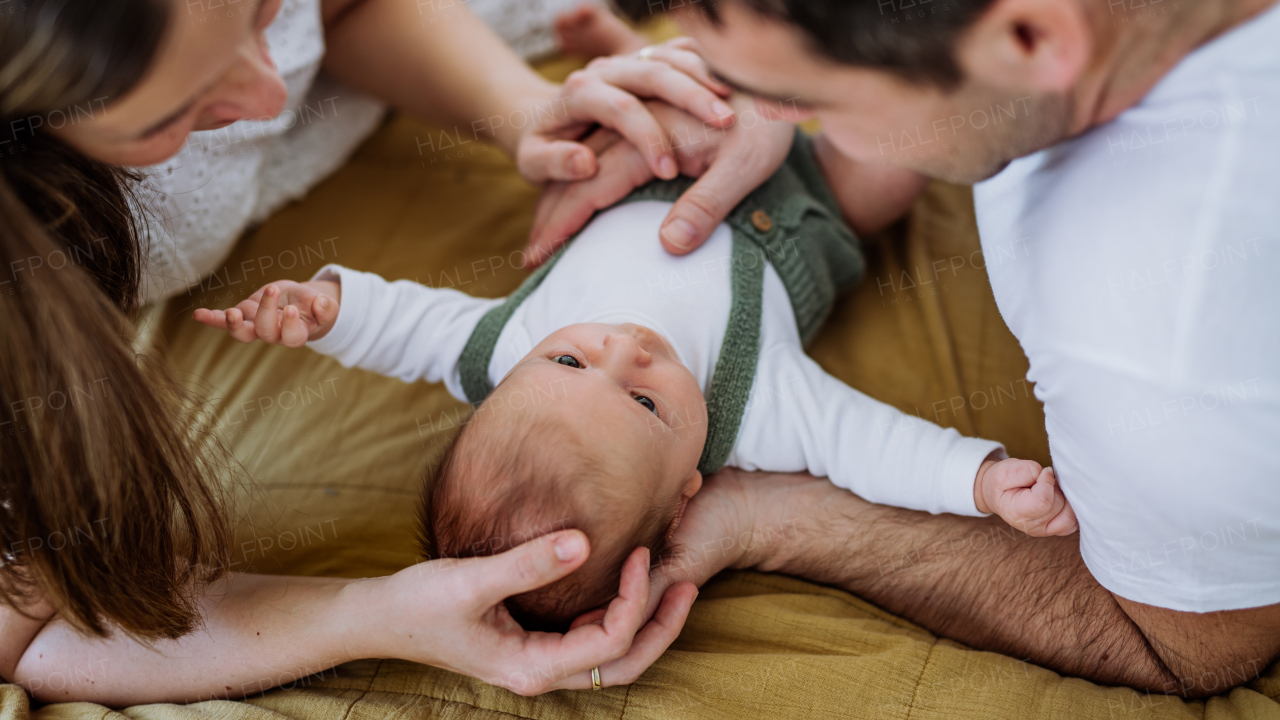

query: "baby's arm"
xmin=195 ymin=265 xmax=501 ymax=397
xmin=194 ymin=279 xmax=341 ymax=346
xmin=730 ymin=344 xmax=1001 ymax=517
xmin=732 ymin=345 xmax=1076 ymax=534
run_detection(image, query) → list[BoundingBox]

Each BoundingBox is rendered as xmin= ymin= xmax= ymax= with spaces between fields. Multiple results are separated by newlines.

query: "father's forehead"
xmin=675 ymin=4 xmax=841 ymax=105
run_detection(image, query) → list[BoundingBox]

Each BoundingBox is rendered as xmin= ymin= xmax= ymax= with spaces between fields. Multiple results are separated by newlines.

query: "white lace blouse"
xmin=135 ymin=0 xmax=590 ymax=302
xmin=136 ymin=0 xmax=386 ymax=302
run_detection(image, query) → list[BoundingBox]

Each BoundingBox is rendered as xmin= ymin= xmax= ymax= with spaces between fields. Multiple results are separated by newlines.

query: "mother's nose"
xmin=201 ymin=36 xmax=288 ymax=126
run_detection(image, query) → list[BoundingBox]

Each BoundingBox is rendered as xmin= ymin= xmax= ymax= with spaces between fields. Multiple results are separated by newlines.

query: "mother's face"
xmin=53 ymin=0 xmax=289 ymax=167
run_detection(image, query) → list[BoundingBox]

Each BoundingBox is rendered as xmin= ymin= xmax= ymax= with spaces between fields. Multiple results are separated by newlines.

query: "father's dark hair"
xmin=612 ymin=0 xmax=1000 ymax=88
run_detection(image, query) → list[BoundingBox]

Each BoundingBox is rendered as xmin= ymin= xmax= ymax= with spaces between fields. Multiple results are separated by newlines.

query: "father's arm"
xmin=663 ymin=469 xmax=1280 ymax=697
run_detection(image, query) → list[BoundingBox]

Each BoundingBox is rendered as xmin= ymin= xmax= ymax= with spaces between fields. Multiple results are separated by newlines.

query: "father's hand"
xmin=526 ymin=95 xmax=796 ymax=265
xmin=641 ymin=468 xmax=828 ymax=620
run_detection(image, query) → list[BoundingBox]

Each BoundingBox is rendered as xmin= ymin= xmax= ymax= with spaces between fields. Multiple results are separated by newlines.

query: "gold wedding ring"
xmin=638 ymin=45 xmax=657 ymax=61
xmin=591 ymin=666 xmax=602 ymax=691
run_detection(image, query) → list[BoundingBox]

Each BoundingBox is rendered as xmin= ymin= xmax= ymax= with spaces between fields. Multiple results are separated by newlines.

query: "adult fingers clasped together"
xmin=524 ymin=38 xmax=800 ymax=265
xmin=517 ymin=37 xmax=735 ymax=184
xmin=527 ymin=93 xmax=796 ymax=264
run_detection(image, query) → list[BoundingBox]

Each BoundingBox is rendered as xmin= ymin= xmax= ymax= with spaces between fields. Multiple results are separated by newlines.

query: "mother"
xmin=0 ymin=0 xmax=733 ymax=704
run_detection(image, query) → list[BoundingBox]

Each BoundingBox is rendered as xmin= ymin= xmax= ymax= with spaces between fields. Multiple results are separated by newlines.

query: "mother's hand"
xmin=355 ymin=530 xmax=697 ymax=695
xmin=517 ymin=38 xmax=736 ymax=184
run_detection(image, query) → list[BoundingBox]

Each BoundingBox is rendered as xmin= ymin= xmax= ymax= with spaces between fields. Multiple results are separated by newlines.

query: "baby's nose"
xmin=603 ymin=330 xmax=652 ymax=367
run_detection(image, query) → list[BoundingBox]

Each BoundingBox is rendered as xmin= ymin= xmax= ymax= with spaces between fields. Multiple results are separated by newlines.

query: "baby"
xmin=196 ymin=133 xmax=1077 ymax=630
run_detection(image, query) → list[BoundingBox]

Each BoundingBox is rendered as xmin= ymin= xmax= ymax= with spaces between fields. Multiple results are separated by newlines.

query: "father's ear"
xmin=957 ymin=0 xmax=1091 ymax=95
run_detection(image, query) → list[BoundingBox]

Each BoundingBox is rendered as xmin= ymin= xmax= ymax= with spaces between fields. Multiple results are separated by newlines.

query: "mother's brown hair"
xmin=0 ymin=0 xmax=232 ymax=639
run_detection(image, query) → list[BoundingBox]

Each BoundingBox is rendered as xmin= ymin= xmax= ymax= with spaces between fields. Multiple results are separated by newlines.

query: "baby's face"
xmin=499 ymin=323 xmax=709 ymax=503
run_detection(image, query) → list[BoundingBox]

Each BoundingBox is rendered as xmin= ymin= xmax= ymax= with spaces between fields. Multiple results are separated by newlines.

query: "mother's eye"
xmin=633 ymin=395 xmax=657 ymax=415
xmin=553 ymin=355 xmax=582 ymax=368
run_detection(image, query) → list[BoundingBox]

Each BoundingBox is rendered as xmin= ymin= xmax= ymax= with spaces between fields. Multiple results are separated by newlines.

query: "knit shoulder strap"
xmin=697 ymin=235 xmax=764 ymax=474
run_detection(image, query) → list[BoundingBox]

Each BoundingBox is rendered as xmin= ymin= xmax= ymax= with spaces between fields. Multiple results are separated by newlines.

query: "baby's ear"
xmin=666 ymin=471 xmax=703 ymax=539
xmin=681 ymin=470 xmax=703 ymax=500
xmin=666 ymin=497 xmax=689 ymax=540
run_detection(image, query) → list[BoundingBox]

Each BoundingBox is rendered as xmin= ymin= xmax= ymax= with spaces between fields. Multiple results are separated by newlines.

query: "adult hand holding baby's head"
xmin=193 ymin=279 xmax=340 ymax=347
xmin=357 ymin=530 xmax=698 ymax=695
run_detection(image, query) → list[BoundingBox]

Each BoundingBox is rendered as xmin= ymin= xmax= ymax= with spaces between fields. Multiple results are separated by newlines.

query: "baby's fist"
xmin=975 ymin=458 xmax=1078 ymax=537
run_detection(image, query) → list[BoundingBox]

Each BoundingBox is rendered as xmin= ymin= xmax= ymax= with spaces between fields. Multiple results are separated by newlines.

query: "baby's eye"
xmin=553 ymin=355 xmax=582 ymax=368
xmin=633 ymin=395 xmax=657 ymax=415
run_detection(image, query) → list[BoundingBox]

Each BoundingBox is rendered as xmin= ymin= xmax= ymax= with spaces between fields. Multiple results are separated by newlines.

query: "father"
xmin=555 ymin=0 xmax=1280 ymax=698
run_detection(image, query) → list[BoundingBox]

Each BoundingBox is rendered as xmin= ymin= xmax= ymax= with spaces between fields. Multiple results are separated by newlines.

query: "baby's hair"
xmin=418 ymin=387 xmax=682 ymax=631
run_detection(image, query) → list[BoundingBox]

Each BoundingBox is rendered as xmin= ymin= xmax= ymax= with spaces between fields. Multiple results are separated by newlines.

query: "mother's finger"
xmin=524 ymin=547 xmax=653 ymax=683
xmin=638 ymin=45 xmax=731 ymax=98
xmin=551 ymin=580 xmax=698 ymax=691
xmin=585 ymin=55 xmax=734 ymax=129
xmin=460 ymin=530 xmax=590 ymax=607
xmin=519 ymin=125 xmax=626 ymax=186
xmin=561 ymin=75 xmax=677 ymax=179
xmin=518 ymin=137 xmax=599 ymax=184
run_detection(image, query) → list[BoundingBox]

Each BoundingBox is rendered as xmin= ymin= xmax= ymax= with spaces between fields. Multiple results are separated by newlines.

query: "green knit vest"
xmin=458 ymin=130 xmax=864 ymax=474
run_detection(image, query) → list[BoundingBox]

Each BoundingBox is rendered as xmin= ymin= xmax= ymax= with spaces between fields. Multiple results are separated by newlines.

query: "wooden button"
xmin=750 ymin=209 xmax=773 ymax=232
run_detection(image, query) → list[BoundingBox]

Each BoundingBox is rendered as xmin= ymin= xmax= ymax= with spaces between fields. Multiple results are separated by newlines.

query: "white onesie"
xmin=308 ymin=201 xmax=1001 ymax=516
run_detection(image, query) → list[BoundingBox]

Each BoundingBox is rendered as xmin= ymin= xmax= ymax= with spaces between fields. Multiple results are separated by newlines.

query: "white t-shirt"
xmin=309 ymin=201 xmax=1001 ymax=517
xmin=973 ymin=2 xmax=1280 ymax=612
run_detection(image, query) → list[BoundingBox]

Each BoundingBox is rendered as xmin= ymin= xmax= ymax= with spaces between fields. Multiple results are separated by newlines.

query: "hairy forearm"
xmin=745 ymin=475 xmax=1175 ymax=691
xmin=11 ymin=573 xmax=372 ymax=706
xmin=321 ymin=0 xmax=558 ymax=156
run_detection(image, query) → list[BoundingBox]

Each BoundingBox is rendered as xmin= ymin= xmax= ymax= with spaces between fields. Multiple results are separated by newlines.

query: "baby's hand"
xmin=193 ymin=280 xmax=340 ymax=347
xmin=975 ymin=457 xmax=1078 ymax=537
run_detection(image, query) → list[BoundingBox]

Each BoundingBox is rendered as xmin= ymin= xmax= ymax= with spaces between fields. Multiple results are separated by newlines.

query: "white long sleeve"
xmin=305 ymin=265 xmax=501 ymax=401
xmin=729 ymin=342 xmax=1002 ymax=517
xmin=306 ymin=204 xmax=1003 ymax=519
